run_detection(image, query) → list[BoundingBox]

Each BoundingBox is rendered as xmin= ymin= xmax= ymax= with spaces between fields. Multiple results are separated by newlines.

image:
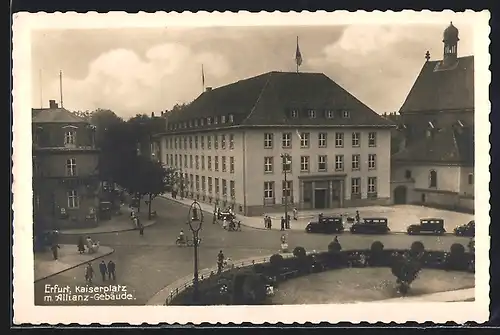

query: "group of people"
xmin=130 ymin=209 xmax=145 ymax=236
xmin=84 ymin=260 xmax=117 ymax=284
xmin=263 ymin=208 xmax=299 ymax=231
xmin=214 ymin=206 xmax=241 ymax=232
xmin=77 ymin=236 xmax=100 ymax=254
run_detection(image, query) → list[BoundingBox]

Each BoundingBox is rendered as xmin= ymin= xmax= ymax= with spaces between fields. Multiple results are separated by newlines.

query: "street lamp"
xmin=281 ymin=153 xmax=292 ymax=228
xmin=187 ymin=200 xmax=204 ymax=303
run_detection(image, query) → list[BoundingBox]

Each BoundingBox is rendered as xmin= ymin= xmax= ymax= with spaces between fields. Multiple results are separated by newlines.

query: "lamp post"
xmin=187 ymin=200 xmax=204 ymax=303
xmin=280 ymin=153 xmax=292 ymax=228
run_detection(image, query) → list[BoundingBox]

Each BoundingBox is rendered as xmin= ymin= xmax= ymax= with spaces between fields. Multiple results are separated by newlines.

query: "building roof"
xmin=165 ymin=71 xmax=394 ymax=131
xmin=32 ymin=107 xmax=89 ymax=124
xmin=392 ymin=125 xmax=474 ymax=165
xmin=399 ymin=56 xmax=474 ymax=114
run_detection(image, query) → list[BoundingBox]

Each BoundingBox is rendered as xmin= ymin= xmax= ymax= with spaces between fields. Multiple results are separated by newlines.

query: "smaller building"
xmin=33 ymin=100 xmax=100 ymax=231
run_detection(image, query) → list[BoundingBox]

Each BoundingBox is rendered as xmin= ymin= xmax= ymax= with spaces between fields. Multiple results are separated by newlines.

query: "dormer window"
xmin=308 ymin=109 xmax=316 ymax=119
xmin=325 ymin=110 xmax=334 ymax=119
xmin=228 ymin=114 xmax=234 ymax=123
xmin=64 ymin=130 xmax=76 ymax=147
xmin=207 ymin=117 xmax=212 ymax=125
xmin=194 ymin=119 xmax=198 ymax=127
xmin=342 ymin=110 xmax=350 ymax=119
xmin=221 ymin=115 xmax=226 ymax=124
xmin=290 ymin=109 xmax=298 ymax=118
xmin=214 ymin=116 xmax=219 ymax=125
xmin=184 ymin=122 xmax=188 ymax=128
xmin=200 ymin=118 xmax=204 ymax=126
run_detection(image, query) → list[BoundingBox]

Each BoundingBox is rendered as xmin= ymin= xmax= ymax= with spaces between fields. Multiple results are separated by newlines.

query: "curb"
xmin=34 ymin=247 xmax=115 ymax=283
xmin=58 ymin=220 xmax=157 ymax=236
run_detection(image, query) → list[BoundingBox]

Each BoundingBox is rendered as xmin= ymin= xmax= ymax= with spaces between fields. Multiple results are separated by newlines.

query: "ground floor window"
xmin=367 ymin=177 xmax=377 ymax=196
xmin=264 ymin=181 xmax=274 ymax=199
xmin=67 ymin=189 xmax=79 ymax=208
xmin=351 ymin=178 xmax=360 ymax=195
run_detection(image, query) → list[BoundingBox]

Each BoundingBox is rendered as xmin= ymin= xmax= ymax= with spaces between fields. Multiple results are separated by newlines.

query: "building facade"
xmin=33 ymin=100 xmax=100 ymax=231
xmin=157 ymin=71 xmax=395 ymax=216
xmin=390 ymin=23 xmax=475 ymax=212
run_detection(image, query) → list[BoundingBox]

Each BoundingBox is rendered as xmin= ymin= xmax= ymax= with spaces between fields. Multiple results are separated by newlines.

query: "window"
xmin=222 ymin=179 xmax=227 ymax=196
xmin=230 ymin=156 xmax=235 ymax=173
xmin=215 ymin=178 xmax=220 ymax=194
xmin=214 ymin=135 xmax=219 ymax=149
xmin=368 ymin=132 xmax=377 ymax=147
xmin=325 ymin=110 xmax=335 ymax=119
xmin=230 ymin=180 xmax=235 ymax=198
xmin=66 ymin=158 xmax=76 ymax=176
xmin=228 ymin=114 xmax=234 ymax=123
xmin=195 ymin=175 xmax=200 ymax=191
xmin=429 ymin=170 xmax=437 ymax=188
xmin=194 ymin=119 xmax=198 ymax=127
xmin=318 ymin=155 xmax=327 ymax=171
xmin=282 ymin=180 xmax=292 ymax=201
xmin=368 ymin=154 xmax=377 ymax=170
xmin=194 ymin=136 xmax=198 ymax=149
xmin=195 ymin=155 xmax=199 ymax=169
xmin=229 ymin=134 xmax=234 ymax=149
xmin=352 ymin=132 xmax=360 ymax=147
xmin=200 ymin=118 xmax=205 ymax=126
xmin=405 ymin=170 xmax=412 ymax=179
xmin=335 ymin=155 xmax=344 ymax=171
xmin=202 ymin=176 xmax=206 ymax=191
xmin=468 ymin=173 xmax=474 ymax=185
xmin=183 ymin=137 xmax=187 ymax=149
xmin=64 ymin=130 xmax=76 ymax=146
xmin=215 ymin=156 xmax=219 ymax=171
xmin=264 ymin=157 xmax=273 ymax=173
xmin=222 ymin=156 xmax=227 ymax=172
xmin=214 ymin=116 xmax=219 ymax=125
xmin=351 ymin=178 xmax=361 ymax=195
xmin=207 ymin=135 xmax=212 ymax=149
xmin=300 ymin=156 xmax=310 ymax=172
xmin=189 ymin=155 xmax=193 ymax=169
xmin=184 ymin=155 xmax=188 ymax=168
xmin=201 ymin=156 xmax=205 ymax=170
xmin=188 ymin=120 xmax=192 ymax=128
xmin=335 ymin=133 xmax=344 ymax=147
xmin=352 ymin=154 xmax=360 ymax=170
xmin=282 ymin=133 xmax=292 ymax=148
xmin=67 ymin=190 xmax=79 ymax=208
xmin=221 ymin=135 xmax=226 ymax=149
xmin=208 ymin=156 xmax=212 ymax=170
xmin=264 ymin=181 xmax=274 ymax=199
xmin=282 ymin=155 xmax=292 ymax=172
xmin=318 ymin=133 xmax=327 ymax=148
xmin=300 ymin=132 xmax=310 ymax=148
xmin=308 ymin=109 xmax=316 ymax=118
xmin=290 ymin=109 xmax=298 ymax=118
xmin=207 ymin=117 xmax=212 ymax=125
xmin=368 ymin=177 xmax=377 ymax=195
xmin=221 ymin=115 xmax=226 ymax=124
xmin=264 ymin=133 xmax=273 ymax=148
xmin=342 ymin=110 xmax=350 ymax=118
xmin=208 ymin=177 xmax=213 ymax=193
xmin=174 ymin=137 xmax=178 ymax=149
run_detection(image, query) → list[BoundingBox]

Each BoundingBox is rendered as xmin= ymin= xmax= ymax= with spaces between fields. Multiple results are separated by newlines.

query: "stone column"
xmin=339 ymin=179 xmax=344 ymax=208
xmin=311 ymin=181 xmax=316 ymax=209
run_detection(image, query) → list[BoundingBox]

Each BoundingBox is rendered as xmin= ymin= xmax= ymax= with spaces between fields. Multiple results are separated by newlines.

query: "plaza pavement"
xmin=59 ymin=205 xmax=156 ymax=235
xmin=159 ymin=194 xmax=473 ymax=234
xmin=378 ymin=287 xmax=475 ymax=302
xmin=34 ymin=244 xmax=114 ymax=281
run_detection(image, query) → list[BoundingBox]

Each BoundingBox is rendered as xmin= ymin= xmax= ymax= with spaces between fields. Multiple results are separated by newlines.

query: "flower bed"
xmin=169 ymin=241 xmax=475 ymax=305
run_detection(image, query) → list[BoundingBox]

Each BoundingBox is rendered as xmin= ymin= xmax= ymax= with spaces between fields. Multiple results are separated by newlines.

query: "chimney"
xmin=205 ymin=87 xmax=213 ymax=92
xmin=49 ymin=100 xmax=58 ymax=109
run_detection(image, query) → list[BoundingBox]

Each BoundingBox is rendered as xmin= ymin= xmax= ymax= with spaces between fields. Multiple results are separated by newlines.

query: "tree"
xmin=390 ymin=248 xmax=423 ymax=295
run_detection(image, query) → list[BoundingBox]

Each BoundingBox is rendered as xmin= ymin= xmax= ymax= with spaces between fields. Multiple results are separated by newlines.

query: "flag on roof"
xmin=295 ymin=36 xmax=303 ymax=69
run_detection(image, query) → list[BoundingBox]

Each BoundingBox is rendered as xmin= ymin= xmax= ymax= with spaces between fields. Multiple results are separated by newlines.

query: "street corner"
xmin=34 ymin=244 xmax=115 ymax=282
xmin=58 ymin=216 xmax=157 ymax=235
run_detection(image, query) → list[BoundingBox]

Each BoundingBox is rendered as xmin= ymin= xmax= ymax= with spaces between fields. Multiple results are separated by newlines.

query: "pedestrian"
xmin=77 ymin=236 xmax=86 ymax=254
xmin=293 ymin=207 xmax=298 ymax=220
xmin=51 ymin=243 xmax=61 ymax=260
xmin=319 ymin=213 xmax=324 ymax=221
xmin=85 ymin=263 xmax=94 ymax=284
xmin=138 ymin=217 xmax=144 ymax=236
xmin=355 ymin=210 xmax=360 ymax=223
xmin=133 ymin=216 xmax=139 ymax=229
xmin=286 ymin=214 xmax=291 ymax=229
xmin=268 ymin=216 xmax=272 ymax=230
xmin=263 ymin=216 xmax=267 ymax=229
xmin=217 ymin=250 xmax=225 ymax=274
xmin=280 ymin=216 xmax=285 ymax=231
xmin=107 ymin=260 xmax=116 ymax=280
xmin=99 ymin=260 xmax=108 ymax=281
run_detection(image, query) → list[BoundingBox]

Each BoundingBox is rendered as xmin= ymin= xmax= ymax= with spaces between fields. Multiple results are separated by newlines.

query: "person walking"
xmin=263 ymin=216 xmax=268 ymax=229
xmin=77 ymin=236 xmax=86 ymax=254
xmin=107 ymin=260 xmax=116 ymax=280
xmin=138 ymin=217 xmax=144 ymax=236
xmin=268 ymin=216 xmax=272 ymax=230
xmin=280 ymin=216 xmax=285 ymax=231
xmin=355 ymin=210 xmax=360 ymax=223
xmin=293 ymin=207 xmax=298 ymax=220
xmin=286 ymin=214 xmax=291 ymax=229
xmin=217 ymin=250 xmax=225 ymax=274
xmin=51 ymin=243 xmax=60 ymax=260
xmin=85 ymin=263 xmax=94 ymax=284
xmin=99 ymin=260 xmax=108 ymax=282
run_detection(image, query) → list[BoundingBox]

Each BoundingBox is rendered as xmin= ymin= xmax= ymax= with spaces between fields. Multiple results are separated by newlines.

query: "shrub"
xmin=269 ymin=254 xmax=284 ymax=268
xmin=450 ymin=243 xmax=465 ymax=256
xmin=293 ymin=246 xmax=307 ymax=258
xmin=390 ymin=253 xmax=422 ymax=295
xmin=371 ymin=241 xmax=384 ymax=253
xmin=446 ymin=243 xmax=468 ymax=271
xmin=368 ymin=241 xmax=385 ymax=266
xmin=328 ymin=241 xmax=342 ymax=253
xmin=410 ymin=241 xmax=425 ymax=258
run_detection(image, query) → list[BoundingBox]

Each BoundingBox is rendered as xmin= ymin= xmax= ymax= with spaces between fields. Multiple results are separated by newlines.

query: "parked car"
xmin=350 ymin=218 xmax=390 ymax=234
xmin=454 ymin=220 xmax=475 ymax=237
xmin=305 ymin=216 xmax=344 ymax=234
xmin=407 ymin=218 xmax=446 ymax=235
xmin=99 ymin=201 xmax=113 ymax=220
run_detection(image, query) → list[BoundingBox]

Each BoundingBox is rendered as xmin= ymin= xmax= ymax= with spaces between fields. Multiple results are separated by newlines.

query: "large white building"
xmin=156 ymin=71 xmax=395 ymax=216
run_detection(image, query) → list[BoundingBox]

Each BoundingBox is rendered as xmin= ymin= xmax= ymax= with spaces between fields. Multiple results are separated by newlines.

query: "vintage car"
xmin=454 ymin=220 xmax=475 ymax=237
xmin=350 ymin=218 xmax=390 ymax=234
xmin=305 ymin=216 xmax=345 ymax=234
xmin=407 ymin=218 xmax=446 ymax=235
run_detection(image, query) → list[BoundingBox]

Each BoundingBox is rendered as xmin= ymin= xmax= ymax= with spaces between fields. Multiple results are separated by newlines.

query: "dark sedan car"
xmin=350 ymin=218 xmax=390 ymax=234
xmin=305 ymin=216 xmax=344 ymax=234
xmin=454 ymin=220 xmax=475 ymax=237
xmin=407 ymin=218 xmax=446 ymax=235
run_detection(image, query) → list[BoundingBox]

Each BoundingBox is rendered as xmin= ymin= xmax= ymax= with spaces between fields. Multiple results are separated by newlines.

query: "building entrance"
xmin=314 ymin=189 xmax=327 ymax=209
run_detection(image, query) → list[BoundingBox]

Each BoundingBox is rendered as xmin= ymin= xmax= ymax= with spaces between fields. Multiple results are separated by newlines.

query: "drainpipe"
xmin=242 ymin=130 xmax=247 ymax=215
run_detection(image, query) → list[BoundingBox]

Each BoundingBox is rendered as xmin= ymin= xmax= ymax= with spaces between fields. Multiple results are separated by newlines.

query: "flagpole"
xmin=59 ymin=70 xmax=64 ymax=108
xmin=201 ymin=64 xmax=205 ymax=93
xmin=296 ymin=36 xmax=299 ymax=73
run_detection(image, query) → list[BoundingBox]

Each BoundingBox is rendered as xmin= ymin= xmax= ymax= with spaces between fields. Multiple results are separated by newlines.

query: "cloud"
xmin=43 ymin=43 xmax=230 ymax=118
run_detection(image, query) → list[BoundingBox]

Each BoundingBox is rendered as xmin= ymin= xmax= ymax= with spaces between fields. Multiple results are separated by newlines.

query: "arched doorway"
xmin=394 ymin=186 xmax=407 ymax=204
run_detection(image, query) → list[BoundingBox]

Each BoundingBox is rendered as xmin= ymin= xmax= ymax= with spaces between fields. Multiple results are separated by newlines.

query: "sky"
xmin=31 ymin=23 xmax=474 ymax=119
